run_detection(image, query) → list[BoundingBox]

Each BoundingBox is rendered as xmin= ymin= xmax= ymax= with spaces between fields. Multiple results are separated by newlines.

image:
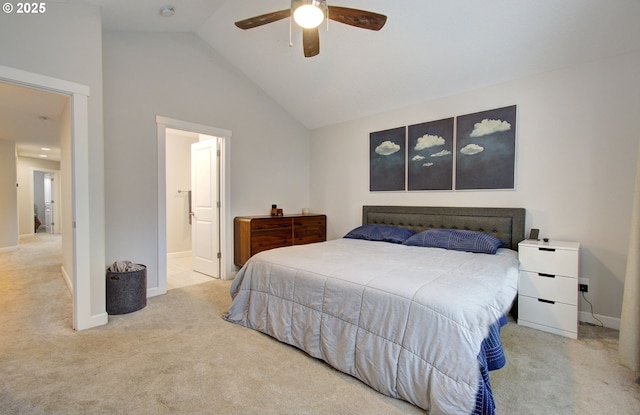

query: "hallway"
xmin=0 ymin=234 xmax=212 ymax=325
xmin=0 ymin=233 xmax=70 ymax=332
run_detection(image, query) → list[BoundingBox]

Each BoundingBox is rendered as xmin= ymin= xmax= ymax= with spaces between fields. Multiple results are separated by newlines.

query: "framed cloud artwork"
xmin=455 ymin=105 xmax=517 ymax=190
xmin=370 ymin=126 xmax=406 ymax=191
xmin=408 ymin=118 xmax=454 ymax=190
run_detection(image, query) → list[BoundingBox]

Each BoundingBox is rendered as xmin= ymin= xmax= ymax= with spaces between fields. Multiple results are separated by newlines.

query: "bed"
xmin=224 ymin=206 xmax=525 ymax=415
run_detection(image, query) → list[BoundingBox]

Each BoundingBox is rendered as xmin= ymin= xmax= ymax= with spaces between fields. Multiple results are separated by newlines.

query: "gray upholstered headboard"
xmin=362 ymin=206 xmax=525 ymax=251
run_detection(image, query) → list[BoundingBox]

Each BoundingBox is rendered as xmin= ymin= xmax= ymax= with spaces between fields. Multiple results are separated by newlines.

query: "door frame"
xmin=156 ymin=116 xmax=232 ymax=296
xmin=0 ymin=64 xmax=97 ymax=330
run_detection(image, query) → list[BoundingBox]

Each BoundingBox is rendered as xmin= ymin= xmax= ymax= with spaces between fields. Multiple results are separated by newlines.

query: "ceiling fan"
xmin=234 ymin=0 xmax=387 ymax=58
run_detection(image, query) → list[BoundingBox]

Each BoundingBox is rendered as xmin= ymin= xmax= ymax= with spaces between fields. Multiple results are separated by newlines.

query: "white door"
xmin=44 ymin=173 xmax=53 ymax=233
xmin=191 ymin=139 xmax=219 ymax=277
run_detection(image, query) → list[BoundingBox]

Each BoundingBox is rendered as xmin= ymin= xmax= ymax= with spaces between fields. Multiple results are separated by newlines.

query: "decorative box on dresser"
xmin=234 ymin=214 xmax=326 ymax=267
xmin=517 ymin=240 xmax=581 ymax=339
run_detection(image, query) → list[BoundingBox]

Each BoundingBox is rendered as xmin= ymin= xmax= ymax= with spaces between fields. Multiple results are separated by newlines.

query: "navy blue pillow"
xmin=344 ymin=224 xmax=415 ymax=244
xmin=402 ymin=228 xmax=505 ymax=254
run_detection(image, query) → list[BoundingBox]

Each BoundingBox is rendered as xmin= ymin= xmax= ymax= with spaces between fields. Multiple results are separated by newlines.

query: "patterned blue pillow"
xmin=344 ymin=224 xmax=416 ymax=244
xmin=402 ymin=228 xmax=505 ymax=254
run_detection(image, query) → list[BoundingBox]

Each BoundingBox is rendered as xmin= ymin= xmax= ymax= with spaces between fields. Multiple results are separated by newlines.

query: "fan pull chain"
xmin=289 ymin=16 xmax=293 ymax=47
xmin=326 ymin=8 xmax=329 ymax=31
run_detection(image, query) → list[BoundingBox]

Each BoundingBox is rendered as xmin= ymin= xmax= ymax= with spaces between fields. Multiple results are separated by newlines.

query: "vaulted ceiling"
xmin=88 ymin=0 xmax=640 ymax=129
xmin=5 ymin=0 xmax=640 ymax=158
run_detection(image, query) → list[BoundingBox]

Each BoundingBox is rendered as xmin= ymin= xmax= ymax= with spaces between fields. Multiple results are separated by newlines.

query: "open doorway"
xmin=165 ymin=128 xmax=219 ymax=289
xmin=0 ymin=64 xmax=99 ymax=331
xmin=33 ymin=170 xmax=60 ymax=234
xmin=155 ymin=116 xmax=232 ymax=297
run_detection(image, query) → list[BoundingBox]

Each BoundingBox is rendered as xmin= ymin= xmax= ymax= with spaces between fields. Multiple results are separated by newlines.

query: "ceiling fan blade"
xmin=327 ymin=6 xmax=387 ymax=31
xmin=303 ymin=28 xmax=320 ymax=58
xmin=234 ymin=9 xmax=291 ymax=30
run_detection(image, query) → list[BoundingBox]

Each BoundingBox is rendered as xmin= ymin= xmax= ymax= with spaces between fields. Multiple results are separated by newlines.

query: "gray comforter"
xmin=224 ymin=239 xmax=519 ymax=414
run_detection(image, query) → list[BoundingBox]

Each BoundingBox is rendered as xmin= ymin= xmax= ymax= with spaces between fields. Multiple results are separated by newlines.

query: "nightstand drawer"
xmin=519 ymin=246 xmax=578 ymax=277
xmin=518 ymin=295 xmax=577 ymax=334
xmin=519 ymin=271 xmax=578 ymax=305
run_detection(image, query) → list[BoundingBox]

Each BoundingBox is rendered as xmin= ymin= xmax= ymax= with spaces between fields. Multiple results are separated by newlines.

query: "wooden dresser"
xmin=234 ymin=214 xmax=326 ymax=267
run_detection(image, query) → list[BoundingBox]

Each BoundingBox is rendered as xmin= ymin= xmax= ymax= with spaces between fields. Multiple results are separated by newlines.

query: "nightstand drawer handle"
xmin=538 ymin=247 xmax=556 ymax=252
xmin=538 ymin=298 xmax=555 ymax=304
xmin=538 ymin=273 xmax=556 ymax=278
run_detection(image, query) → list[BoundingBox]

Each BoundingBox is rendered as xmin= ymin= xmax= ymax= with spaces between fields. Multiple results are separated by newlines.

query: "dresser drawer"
xmin=293 ymin=216 xmax=326 ymax=245
xmin=251 ymin=217 xmax=292 ymax=232
xmin=519 ymin=246 xmax=578 ymax=277
xmin=518 ymin=295 xmax=578 ymax=334
xmin=251 ymin=233 xmax=292 ymax=254
xmin=293 ymin=215 xmax=325 ymax=229
xmin=519 ymin=271 xmax=578 ymax=305
xmin=294 ymin=233 xmax=325 ymax=245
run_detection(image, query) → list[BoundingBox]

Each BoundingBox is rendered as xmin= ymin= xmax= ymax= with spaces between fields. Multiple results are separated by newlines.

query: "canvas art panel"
xmin=408 ymin=117 xmax=454 ymax=190
xmin=370 ymin=126 xmax=406 ymax=191
xmin=455 ymin=105 xmax=517 ymax=190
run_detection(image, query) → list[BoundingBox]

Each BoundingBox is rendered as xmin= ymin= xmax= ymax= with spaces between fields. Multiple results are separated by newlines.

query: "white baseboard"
xmin=85 ymin=312 xmax=109 ymax=329
xmin=0 ymin=245 xmax=18 ymax=253
xmin=60 ymin=265 xmax=107 ymax=330
xmin=579 ymin=311 xmax=620 ymax=330
xmin=167 ymin=250 xmax=191 ymax=259
xmin=61 ymin=265 xmax=73 ymax=293
xmin=221 ymin=269 xmax=238 ymax=281
xmin=147 ymin=286 xmax=165 ymax=298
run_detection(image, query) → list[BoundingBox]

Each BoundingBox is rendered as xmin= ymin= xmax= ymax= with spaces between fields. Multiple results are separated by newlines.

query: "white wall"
xmin=0 ymin=3 xmax=105 ymax=320
xmin=310 ymin=51 xmax=640 ymax=324
xmin=16 ymin=157 xmax=60 ymax=236
xmin=103 ymin=32 xmax=311 ymax=284
xmin=166 ymin=129 xmax=197 ymax=254
xmin=0 ymin=139 xmax=18 ymax=251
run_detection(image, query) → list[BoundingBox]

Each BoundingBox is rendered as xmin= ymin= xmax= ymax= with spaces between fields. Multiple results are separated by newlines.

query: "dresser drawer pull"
xmin=538 ymin=273 xmax=556 ymax=278
xmin=538 ymin=298 xmax=555 ymax=304
xmin=538 ymin=247 xmax=556 ymax=252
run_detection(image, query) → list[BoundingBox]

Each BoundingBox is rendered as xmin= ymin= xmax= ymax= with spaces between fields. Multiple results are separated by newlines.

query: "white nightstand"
xmin=517 ymin=240 xmax=580 ymax=339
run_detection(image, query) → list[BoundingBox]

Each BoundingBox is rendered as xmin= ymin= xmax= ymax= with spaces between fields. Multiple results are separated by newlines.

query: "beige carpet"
xmin=1 ymin=234 xmax=638 ymax=414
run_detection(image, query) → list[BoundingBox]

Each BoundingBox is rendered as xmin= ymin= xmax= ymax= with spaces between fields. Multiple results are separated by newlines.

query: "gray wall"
xmin=5 ymin=2 xmax=636 ymax=330
xmin=1 ymin=4 xmax=311 ymax=323
xmin=0 ymin=3 xmax=106 ymax=319
xmin=102 ymin=32 xmax=311 ymax=283
xmin=311 ymin=51 xmax=640 ymax=326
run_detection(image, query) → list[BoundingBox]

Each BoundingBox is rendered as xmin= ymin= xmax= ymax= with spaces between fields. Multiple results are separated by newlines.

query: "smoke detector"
xmin=159 ymin=6 xmax=175 ymax=17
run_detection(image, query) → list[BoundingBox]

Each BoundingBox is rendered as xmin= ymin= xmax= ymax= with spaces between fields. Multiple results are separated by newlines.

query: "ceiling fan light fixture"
xmin=292 ymin=0 xmax=326 ymax=29
xmin=234 ymin=1 xmax=386 ymax=57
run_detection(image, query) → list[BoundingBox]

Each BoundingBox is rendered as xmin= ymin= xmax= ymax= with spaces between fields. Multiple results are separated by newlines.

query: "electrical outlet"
xmin=579 ymin=278 xmax=590 ymax=293
xmin=578 ymin=278 xmax=589 ymax=293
